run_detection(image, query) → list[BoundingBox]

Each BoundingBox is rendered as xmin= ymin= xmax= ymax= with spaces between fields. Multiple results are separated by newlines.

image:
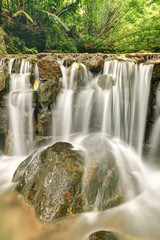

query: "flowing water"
xmin=0 ymin=59 xmax=34 ymax=194
xmin=1 ymin=57 xmax=160 ymax=240
xmin=8 ymin=59 xmax=34 ymax=155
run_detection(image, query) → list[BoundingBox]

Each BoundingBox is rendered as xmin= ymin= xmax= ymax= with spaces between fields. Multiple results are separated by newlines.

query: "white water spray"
xmin=8 ymin=59 xmax=34 ymax=155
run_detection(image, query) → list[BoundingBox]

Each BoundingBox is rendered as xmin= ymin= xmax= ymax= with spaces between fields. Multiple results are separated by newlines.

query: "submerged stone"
xmin=97 ymin=75 xmax=115 ymax=90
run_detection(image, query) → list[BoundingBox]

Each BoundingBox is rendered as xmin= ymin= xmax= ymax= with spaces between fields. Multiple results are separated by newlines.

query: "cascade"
xmin=0 ymin=55 xmax=160 ymax=240
xmin=52 ymin=62 xmax=91 ymax=141
xmin=53 ymin=60 xmax=153 ymax=157
xmin=8 ymin=59 xmax=34 ymax=155
xmin=0 ymin=58 xmax=34 ymax=193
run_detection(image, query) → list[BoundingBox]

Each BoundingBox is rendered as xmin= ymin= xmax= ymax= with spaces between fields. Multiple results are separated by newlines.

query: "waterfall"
xmin=1 ymin=55 xmax=159 ymax=240
xmin=53 ymin=60 xmax=153 ymax=156
xmin=52 ymin=62 xmax=90 ymax=141
xmin=100 ymin=61 xmax=153 ymax=155
xmin=8 ymin=59 xmax=34 ymax=155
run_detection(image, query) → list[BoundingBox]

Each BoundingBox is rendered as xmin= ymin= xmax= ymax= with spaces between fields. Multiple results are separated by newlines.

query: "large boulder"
xmin=13 ymin=142 xmax=84 ymax=222
xmin=13 ymin=138 xmax=124 ymax=223
xmin=86 ymin=56 xmax=104 ymax=73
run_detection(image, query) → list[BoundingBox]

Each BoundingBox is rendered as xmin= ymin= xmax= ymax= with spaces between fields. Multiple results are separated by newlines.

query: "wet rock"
xmin=13 ymin=142 xmax=84 ymax=222
xmin=0 ymin=94 xmax=7 ymax=108
xmin=37 ymin=56 xmax=62 ymax=81
xmin=89 ymin=231 xmax=118 ymax=240
xmin=106 ymin=55 xmax=140 ymax=63
xmin=13 ymin=137 xmax=124 ymax=223
xmin=86 ymin=56 xmax=104 ymax=73
xmin=62 ymin=56 xmax=76 ymax=67
xmin=37 ymin=109 xmax=53 ymax=136
xmin=144 ymin=60 xmax=160 ymax=146
xmin=0 ymin=107 xmax=8 ymax=134
xmin=10 ymin=59 xmax=23 ymax=74
xmin=97 ymin=75 xmax=115 ymax=90
xmin=82 ymin=137 xmax=123 ymax=212
xmin=0 ymin=134 xmax=5 ymax=154
xmin=0 ymin=65 xmax=9 ymax=97
xmin=37 ymin=55 xmax=62 ymax=106
xmin=152 ymin=61 xmax=160 ymax=81
xmin=39 ymin=79 xmax=62 ymax=107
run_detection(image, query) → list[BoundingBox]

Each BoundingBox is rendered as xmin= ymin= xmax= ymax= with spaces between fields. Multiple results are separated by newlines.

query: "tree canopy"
xmin=0 ymin=0 xmax=159 ymax=53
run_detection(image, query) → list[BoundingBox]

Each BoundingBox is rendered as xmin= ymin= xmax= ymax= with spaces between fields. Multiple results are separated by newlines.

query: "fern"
xmin=42 ymin=10 xmax=70 ymax=32
xmin=12 ymin=10 xmax=34 ymax=24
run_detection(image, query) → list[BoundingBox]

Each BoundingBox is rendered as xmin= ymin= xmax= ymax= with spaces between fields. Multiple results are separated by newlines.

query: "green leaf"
xmin=42 ymin=10 xmax=70 ymax=32
xmin=12 ymin=10 xmax=34 ymax=24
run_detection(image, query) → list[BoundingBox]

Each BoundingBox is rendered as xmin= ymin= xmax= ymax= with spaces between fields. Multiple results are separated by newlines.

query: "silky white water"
xmin=53 ymin=60 xmax=153 ymax=156
xmin=8 ymin=59 xmax=34 ymax=155
xmin=1 ymin=57 xmax=160 ymax=240
xmin=0 ymin=59 xmax=34 ymax=193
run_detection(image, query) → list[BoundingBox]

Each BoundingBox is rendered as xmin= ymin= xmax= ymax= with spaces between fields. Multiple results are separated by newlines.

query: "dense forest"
xmin=0 ymin=0 xmax=160 ymax=54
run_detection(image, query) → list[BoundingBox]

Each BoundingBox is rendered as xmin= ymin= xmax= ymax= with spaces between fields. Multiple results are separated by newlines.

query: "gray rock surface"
xmin=97 ymin=75 xmax=115 ymax=90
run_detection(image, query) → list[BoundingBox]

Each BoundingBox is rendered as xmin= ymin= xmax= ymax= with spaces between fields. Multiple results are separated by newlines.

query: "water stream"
xmin=1 ymin=57 xmax=160 ymax=240
xmin=8 ymin=59 xmax=34 ymax=155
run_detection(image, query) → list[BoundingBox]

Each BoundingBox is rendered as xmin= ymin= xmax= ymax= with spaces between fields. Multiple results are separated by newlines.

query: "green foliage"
xmin=0 ymin=0 xmax=159 ymax=53
xmin=45 ymin=23 xmax=77 ymax=52
xmin=24 ymin=47 xmax=38 ymax=54
xmin=12 ymin=10 xmax=34 ymax=23
xmin=41 ymin=10 xmax=70 ymax=31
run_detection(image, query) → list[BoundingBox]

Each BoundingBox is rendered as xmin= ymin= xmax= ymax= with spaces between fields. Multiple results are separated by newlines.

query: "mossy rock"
xmin=13 ymin=138 xmax=124 ymax=223
xmin=13 ymin=142 xmax=85 ymax=222
xmin=37 ymin=57 xmax=62 ymax=81
xmin=86 ymin=56 xmax=104 ymax=73
xmin=89 ymin=231 xmax=118 ymax=240
xmin=39 ymin=79 xmax=62 ymax=107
